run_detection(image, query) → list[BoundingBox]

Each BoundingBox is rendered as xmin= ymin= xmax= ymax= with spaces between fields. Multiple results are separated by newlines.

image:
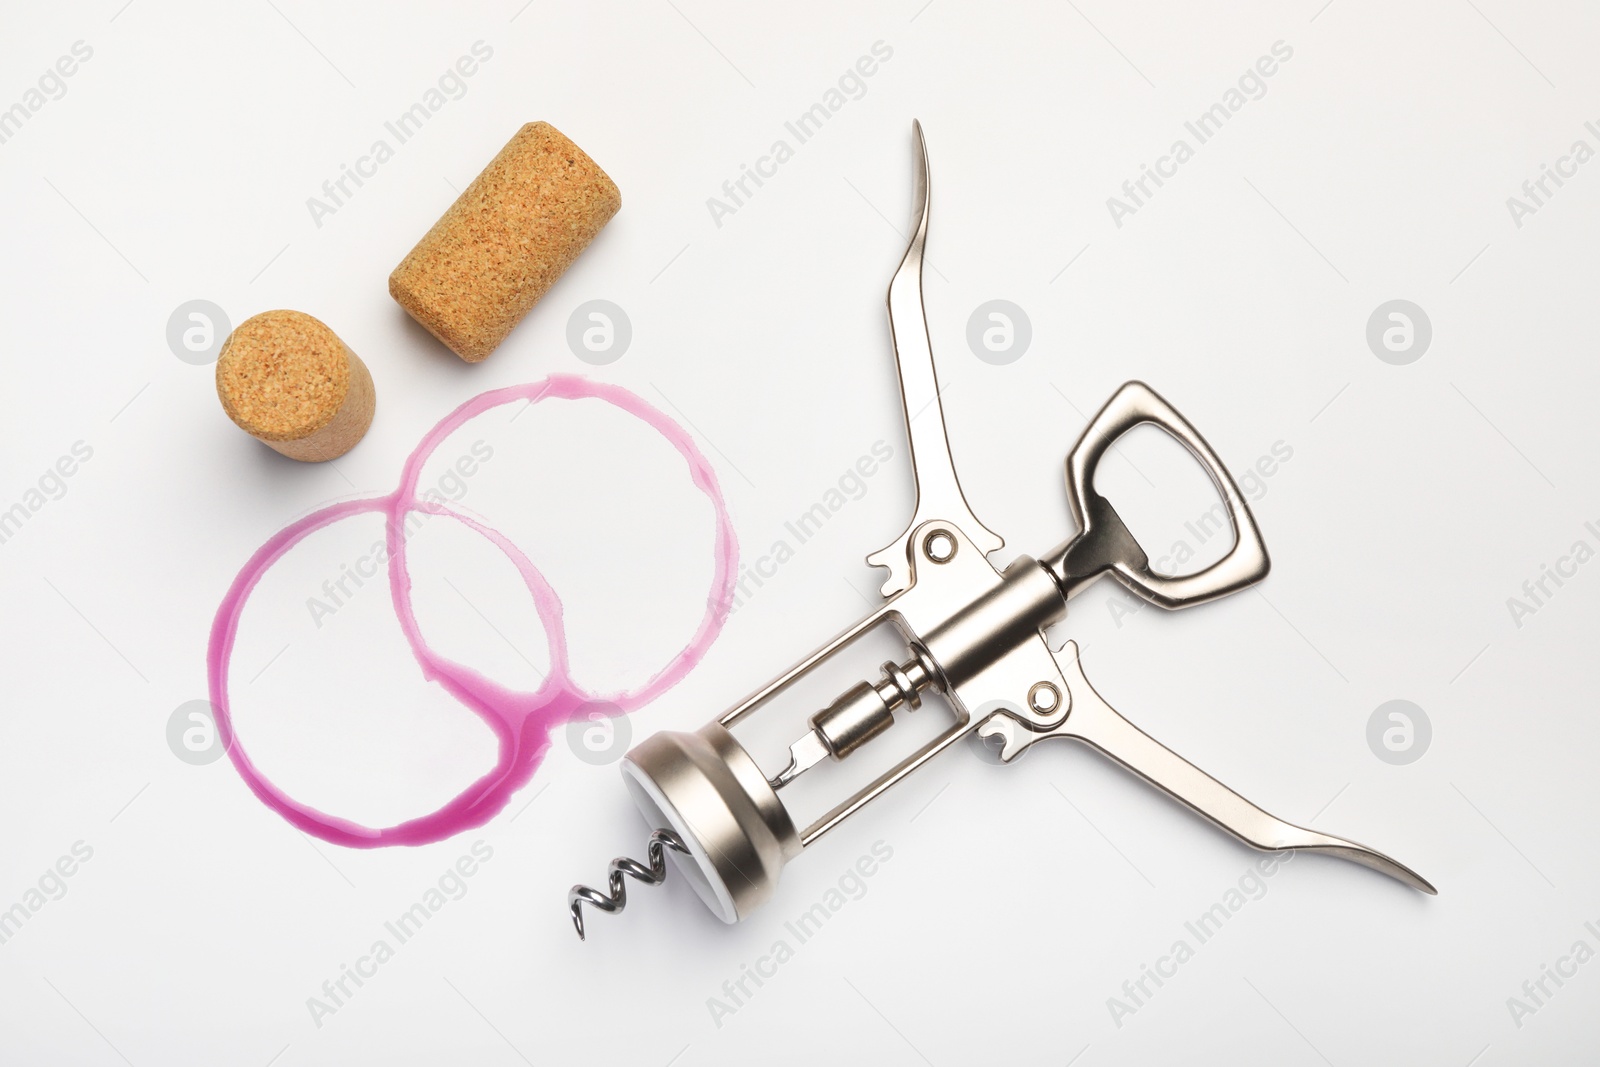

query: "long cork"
xmin=216 ymin=310 xmax=376 ymax=462
xmin=388 ymin=121 xmax=621 ymax=363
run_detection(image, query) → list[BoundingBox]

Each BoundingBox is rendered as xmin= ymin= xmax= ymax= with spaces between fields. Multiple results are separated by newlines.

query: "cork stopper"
xmin=216 ymin=310 xmax=376 ymax=462
xmin=388 ymin=121 xmax=621 ymax=363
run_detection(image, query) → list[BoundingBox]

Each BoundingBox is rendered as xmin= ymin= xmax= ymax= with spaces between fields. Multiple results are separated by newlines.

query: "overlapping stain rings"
xmin=206 ymin=376 xmax=738 ymax=847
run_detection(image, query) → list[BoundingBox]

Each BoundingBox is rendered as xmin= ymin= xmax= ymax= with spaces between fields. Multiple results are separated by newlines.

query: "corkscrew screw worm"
xmin=569 ymin=829 xmax=689 ymax=940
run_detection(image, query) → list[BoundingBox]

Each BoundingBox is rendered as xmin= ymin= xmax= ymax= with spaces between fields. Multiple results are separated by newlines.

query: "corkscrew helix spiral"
xmin=568 ymin=829 xmax=688 ymax=940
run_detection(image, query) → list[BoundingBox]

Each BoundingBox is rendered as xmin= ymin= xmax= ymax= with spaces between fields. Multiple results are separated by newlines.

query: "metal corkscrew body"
xmin=568 ymin=121 xmax=1435 ymax=941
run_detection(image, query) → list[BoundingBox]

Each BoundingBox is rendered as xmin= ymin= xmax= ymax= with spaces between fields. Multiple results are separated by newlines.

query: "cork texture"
xmin=388 ymin=121 xmax=621 ymax=363
xmin=216 ymin=309 xmax=376 ymax=462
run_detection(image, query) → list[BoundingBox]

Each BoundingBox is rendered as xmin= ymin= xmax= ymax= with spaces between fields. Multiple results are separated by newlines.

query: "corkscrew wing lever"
xmin=864 ymin=119 xmax=1003 ymax=597
xmin=977 ymin=642 xmax=1437 ymax=894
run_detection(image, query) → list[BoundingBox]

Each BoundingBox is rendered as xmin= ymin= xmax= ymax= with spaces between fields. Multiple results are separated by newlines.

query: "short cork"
xmin=216 ymin=310 xmax=376 ymax=462
xmin=388 ymin=121 xmax=621 ymax=363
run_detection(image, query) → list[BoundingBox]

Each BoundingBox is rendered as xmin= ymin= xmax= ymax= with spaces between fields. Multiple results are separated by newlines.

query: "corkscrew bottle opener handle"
xmin=568 ymin=121 xmax=1436 ymax=941
xmin=1046 ymin=380 xmax=1270 ymax=609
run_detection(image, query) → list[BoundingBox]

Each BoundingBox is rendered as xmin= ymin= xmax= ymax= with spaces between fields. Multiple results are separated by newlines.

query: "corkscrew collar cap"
xmin=621 ymin=725 xmax=800 ymax=923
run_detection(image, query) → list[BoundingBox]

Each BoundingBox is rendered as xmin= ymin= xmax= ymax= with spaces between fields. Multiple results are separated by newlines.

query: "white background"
xmin=2 ymin=1 xmax=1597 ymax=1064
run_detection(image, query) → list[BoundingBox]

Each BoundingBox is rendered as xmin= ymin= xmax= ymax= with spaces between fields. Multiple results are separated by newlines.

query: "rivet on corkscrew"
xmin=568 ymin=829 xmax=688 ymax=941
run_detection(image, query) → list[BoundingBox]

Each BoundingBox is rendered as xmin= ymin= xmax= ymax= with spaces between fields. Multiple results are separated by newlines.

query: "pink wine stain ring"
xmin=207 ymin=375 xmax=738 ymax=847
